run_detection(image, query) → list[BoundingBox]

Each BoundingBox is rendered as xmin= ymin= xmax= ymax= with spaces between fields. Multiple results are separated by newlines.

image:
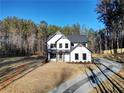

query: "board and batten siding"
xmin=56 ymin=37 xmax=71 ymax=51
xmin=64 ymin=54 xmax=70 ymax=62
xmin=70 ymin=46 xmax=91 ymax=62
xmin=47 ymin=33 xmax=62 ymax=49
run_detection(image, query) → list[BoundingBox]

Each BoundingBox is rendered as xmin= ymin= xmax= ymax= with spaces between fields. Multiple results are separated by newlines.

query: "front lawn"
xmin=0 ymin=62 xmax=96 ymax=93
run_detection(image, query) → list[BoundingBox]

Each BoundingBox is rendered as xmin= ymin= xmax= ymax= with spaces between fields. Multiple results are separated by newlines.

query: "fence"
xmin=103 ymin=48 xmax=124 ymax=54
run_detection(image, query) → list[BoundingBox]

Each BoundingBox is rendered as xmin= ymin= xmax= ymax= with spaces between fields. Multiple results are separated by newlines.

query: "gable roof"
xmin=55 ymin=35 xmax=70 ymax=44
xmin=55 ymin=36 xmax=63 ymax=44
xmin=47 ymin=31 xmax=62 ymax=41
xmin=70 ymin=44 xmax=92 ymax=52
xmin=67 ymin=35 xmax=87 ymax=43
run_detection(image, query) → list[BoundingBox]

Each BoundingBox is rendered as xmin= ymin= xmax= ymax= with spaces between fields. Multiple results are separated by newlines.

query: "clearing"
xmin=0 ymin=62 xmax=96 ymax=93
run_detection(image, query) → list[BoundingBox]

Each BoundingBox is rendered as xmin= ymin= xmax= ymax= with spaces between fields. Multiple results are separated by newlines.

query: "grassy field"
xmin=0 ymin=62 xmax=96 ymax=93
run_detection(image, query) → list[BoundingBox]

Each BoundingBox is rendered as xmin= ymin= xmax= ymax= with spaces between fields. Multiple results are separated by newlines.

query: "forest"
xmin=96 ymin=0 xmax=124 ymax=53
xmin=0 ymin=17 xmax=82 ymax=56
xmin=0 ymin=0 xmax=124 ymax=56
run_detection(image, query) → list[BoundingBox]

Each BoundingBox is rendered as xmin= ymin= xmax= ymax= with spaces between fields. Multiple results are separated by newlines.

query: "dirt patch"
xmin=0 ymin=62 xmax=95 ymax=93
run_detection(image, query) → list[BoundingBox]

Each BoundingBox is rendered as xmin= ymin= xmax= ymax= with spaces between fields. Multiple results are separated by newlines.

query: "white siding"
xmin=70 ymin=46 xmax=91 ymax=62
xmin=56 ymin=37 xmax=71 ymax=51
xmin=73 ymin=43 xmax=78 ymax=47
xmin=64 ymin=54 xmax=70 ymax=62
xmin=47 ymin=33 xmax=62 ymax=49
xmin=50 ymin=59 xmax=56 ymax=61
xmin=85 ymin=43 xmax=88 ymax=47
xmin=47 ymin=31 xmax=91 ymax=62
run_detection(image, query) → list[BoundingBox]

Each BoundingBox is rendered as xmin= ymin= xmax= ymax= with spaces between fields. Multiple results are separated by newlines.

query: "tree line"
xmin=1 ymin=0 xmax=124 ymax=56
xmin=0 ymin=17 xmax=81 ymax=56
xmin=95 ymin=0 xmax=124 ymax=53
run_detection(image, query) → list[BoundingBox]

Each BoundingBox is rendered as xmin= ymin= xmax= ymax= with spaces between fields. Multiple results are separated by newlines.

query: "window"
xmin=83 ymin=53 xmax=87 ymax=60
xmin=50 ymin=44 xmax=56 ymax=48
xmin=83 ymin=43 xmax=86 ymax=47
xmin=50 ymin=44 xmax=54 ymax=48
xmin=71 ymin=43 xmax=74 ymax=46
xmin=75 ymin=53 xmax=78 ymax=60
xmin=59 ymin=43 xmax=62 ymax=48
xmin=50 ymin=53 xmax=56 ymax=59
xmin=65 ymin=43 xmax=68 ymax=48
xmin=54 ymin=44 xmax=56 ymax=47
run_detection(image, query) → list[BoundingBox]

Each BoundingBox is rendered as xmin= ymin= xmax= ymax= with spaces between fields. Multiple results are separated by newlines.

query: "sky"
xmin=0 ymin=0 xmax=104 ymax=30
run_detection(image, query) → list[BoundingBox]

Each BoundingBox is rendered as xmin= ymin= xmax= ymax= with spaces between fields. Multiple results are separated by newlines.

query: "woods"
xmin=96 ymin=0 xmax=124 ymax=53
xmin=0 ymin=0 xmax=124 ymax=56
xmin=0 ymin=17 xmax=44 ymax=56
xmin=0 ymin=17 xmax=82 ymax=56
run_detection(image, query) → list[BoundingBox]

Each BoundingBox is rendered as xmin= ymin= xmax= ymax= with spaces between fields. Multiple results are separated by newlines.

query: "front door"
xmin=58 ymin=53 xmax=63 ymax=62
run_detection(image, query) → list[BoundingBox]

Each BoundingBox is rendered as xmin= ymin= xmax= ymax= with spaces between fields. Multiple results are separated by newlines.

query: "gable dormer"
xmin=47 ymin=31 xmax=63 ymax=49
xmin=56 ymin=35 xmax=71 ymax=51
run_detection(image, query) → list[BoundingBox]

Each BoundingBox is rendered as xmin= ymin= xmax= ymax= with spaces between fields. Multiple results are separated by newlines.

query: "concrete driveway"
xmin=49 ymin=58 xmax=124 ymax=93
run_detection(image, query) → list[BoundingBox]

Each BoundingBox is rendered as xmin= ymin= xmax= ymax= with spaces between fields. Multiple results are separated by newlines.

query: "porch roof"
xmin=48 ymin=49 xmax=70 ymax=53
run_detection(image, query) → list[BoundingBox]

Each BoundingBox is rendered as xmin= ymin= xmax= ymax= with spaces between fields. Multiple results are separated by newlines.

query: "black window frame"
xmin=54 ymin=44 xmax=56 ymax=47
xmin=50 ymin=44 xmax=56 ymax=48
xmin=50 ymin=53 xmax=56 ymax=59
xmin=65 ymin=43 xmax=68 ymax=48
xmin=71 ymin=43 xmax=74 ymax=46
xmin=59 ymin=43 xmax=62 ymax=48
xmin=83 ymin=43 xmax=86 ymax=46
xmin=75 ymin=53 xmax=79 ymax=60
xmin=50 ymin=44 xmax=54 ymax=48
xmin=83 ymin=53 xmax=87 ymax=60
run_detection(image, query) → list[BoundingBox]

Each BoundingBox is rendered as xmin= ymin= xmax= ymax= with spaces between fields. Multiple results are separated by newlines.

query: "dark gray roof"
xmin=67 ymin=35 xmax=87 ymax=43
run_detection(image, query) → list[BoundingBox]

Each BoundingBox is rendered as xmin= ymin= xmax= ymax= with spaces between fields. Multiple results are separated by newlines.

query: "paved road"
xmin=49 ymin=58 xmax=123 ymax=93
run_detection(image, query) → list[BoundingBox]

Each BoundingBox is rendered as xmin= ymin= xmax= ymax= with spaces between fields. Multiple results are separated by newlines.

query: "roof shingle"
xmin=67 ymin=35 xmax=87 ymax=43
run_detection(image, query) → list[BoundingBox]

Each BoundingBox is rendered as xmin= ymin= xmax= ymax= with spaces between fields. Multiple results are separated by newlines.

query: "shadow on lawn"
xmin=0 ymin=56 xmax=45 ymax=67
xmin=86 ymin=65 xmax=124 ymax=93
xmin=0 ymin=56 xmax=46 ymax=90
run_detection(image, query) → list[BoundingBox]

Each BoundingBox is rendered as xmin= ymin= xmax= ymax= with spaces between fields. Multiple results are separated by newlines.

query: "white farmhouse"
xmin=47 ymin=31 xmax=92 ymax=62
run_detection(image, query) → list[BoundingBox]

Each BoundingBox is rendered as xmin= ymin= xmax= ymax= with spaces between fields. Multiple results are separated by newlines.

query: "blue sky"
xmin=0 ymin=0 xmax=104 ymax=30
